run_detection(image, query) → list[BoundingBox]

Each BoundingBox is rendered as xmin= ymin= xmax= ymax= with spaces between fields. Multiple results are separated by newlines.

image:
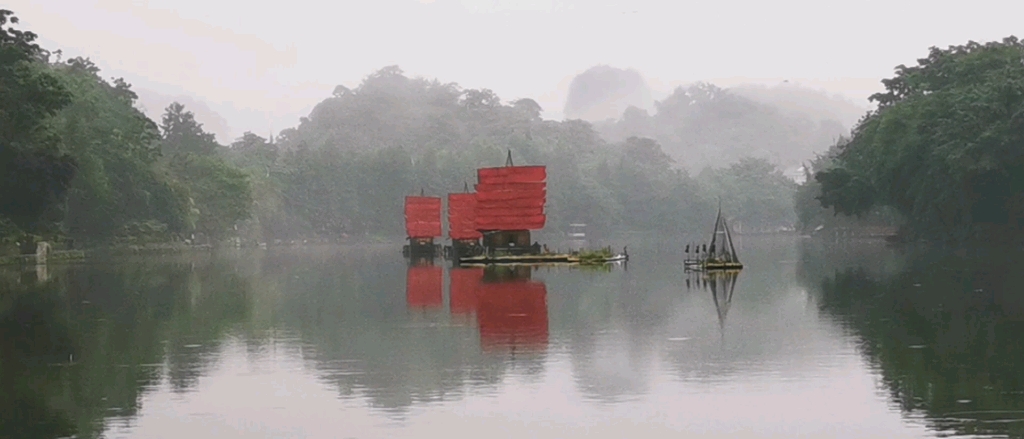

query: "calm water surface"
xmin=3 ymin=236 xmax=1024 ymax=438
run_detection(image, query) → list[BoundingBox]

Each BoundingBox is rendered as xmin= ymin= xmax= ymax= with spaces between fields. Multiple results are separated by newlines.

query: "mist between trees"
xmin=3 ymin=9 xmax=1021 ymax=248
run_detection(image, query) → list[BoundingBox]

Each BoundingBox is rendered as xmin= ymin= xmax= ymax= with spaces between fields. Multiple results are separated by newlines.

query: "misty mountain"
xmin=563 ymin=65 xmax=655 ymax=122
xmin=728 ymin=83 xmax=868 ymax=130
xmin=592 ymin=82 xmax=849 ymax=173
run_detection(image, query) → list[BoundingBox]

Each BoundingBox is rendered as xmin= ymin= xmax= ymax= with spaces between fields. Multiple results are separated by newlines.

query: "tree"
xmin=0 ymin=10 xmax=76 ymax=236
xmin=173 ymin=155 xmax=251 ymax=240
xmin=48 ymin=57 xmax=190 ymax=242
xmin=511 ymin=98 xmax=543 ymax=121
xmin=229 ymin=132 xmax=278 ymax=169
xmin=816 ymin=36 xmax=1024 ymax=242
xmin=701 ymin=157 xmax=798 ymax=233
xmin=160 ymin=102 xmax=219 ymax=157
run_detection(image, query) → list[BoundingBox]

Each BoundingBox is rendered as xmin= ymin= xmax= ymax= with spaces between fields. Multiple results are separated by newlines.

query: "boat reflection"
xmin=449 ymin=267 xmax=484 ymax=315
xmin=473 ymin=266 xmax=549 ymax=354
xmin=686 ymin=270 xmax=739 ymax=339
xmin=406 ymin=257 xmax=443 ymax=310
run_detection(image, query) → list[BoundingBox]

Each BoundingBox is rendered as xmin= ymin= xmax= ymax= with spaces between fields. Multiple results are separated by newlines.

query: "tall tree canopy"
xmin=815 ymin=36 xmax=1024 ymax=242
xmin=0 ymin=10 xmax=76 ymax=236
xmin=0 ymin=9 xmax=254 ymax=245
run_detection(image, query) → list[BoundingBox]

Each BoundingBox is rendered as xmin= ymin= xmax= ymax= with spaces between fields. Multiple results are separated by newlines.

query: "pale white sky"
xmin=9 ymin=0 xmax=1023 ymax=141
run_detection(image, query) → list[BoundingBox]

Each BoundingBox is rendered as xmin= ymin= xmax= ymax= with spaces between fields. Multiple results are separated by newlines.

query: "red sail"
xmin=477 ymin=166 xmax=546 ymax=184
xmin=406 ymin=266 xmax=443 ymax=309
xmin=474 ymin=182 xmax=547 ymax=193
xmin=474 ymin=186 xmax=546 ymax=202
xmin=475 ymin=199 xmax=546 ymax=209
xmin=447 ymin=193 xmax=482 ymax=240
xmin=449 ymin=267 xmax=484 ymax=315
xmin=476 ymin=215 xmax=546 ymax=230
xmin=475 ymin=281 xmax=549 ymax=352
xmin=405 ymin=196 xmax=442 ymax=238
xmin=476 ymin=206 xmax=545 ymax=217
xmin=474 ymin=166 xmax=547 ymax=231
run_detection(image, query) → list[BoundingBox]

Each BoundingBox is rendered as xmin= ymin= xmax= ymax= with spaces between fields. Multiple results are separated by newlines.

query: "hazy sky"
xmin=10 ymin=0 xmax=1024 ymax=141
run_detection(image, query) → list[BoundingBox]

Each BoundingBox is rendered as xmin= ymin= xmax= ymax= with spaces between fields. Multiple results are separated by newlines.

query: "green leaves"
xmin=817 ymin=35 xmax=1024 ymax=242
xmin=160 ymin=102 xmax=219 ymax=157
xmin=0 ymin=11 xmax=76 ymax=235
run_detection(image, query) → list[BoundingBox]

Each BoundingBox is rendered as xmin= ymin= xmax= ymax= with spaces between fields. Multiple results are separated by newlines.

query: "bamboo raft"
xmin=458 ymin=252 xmax=628 ymax=267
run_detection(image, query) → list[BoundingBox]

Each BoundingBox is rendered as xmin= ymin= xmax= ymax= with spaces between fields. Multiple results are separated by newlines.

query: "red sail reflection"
xmin=449 ymin=267 xmax=484 ymax=315
xmin=475 ymin=270 xmax=549 ymax=353
xmin=406 ymin=264 xmax=443 ymax=309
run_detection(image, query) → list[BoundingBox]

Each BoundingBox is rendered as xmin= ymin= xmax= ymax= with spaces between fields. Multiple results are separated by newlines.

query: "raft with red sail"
xmin=404 ymin=196 xmax=442 ymax=238
xmin=474 ymin=165 xmax=547 ymax=231
xmin=447 ymin=193 xmax=482 ymax=240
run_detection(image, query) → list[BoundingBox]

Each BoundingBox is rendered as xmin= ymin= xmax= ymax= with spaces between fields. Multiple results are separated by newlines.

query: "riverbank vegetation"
xmin=26 ymin=10 xmax=1024 ymax=249
xmin=2 ymin=9 xmax=806 ymax=251
xmin=802 ymin=37 xmax=1024 ymax=244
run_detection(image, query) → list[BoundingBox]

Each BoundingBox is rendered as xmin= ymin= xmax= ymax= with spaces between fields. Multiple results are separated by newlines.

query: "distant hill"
xmin=728 ymin=82 xmax=868 ymax=130
xmin=563 ymin=65 xmax=655 ymax=122
xmin=593 ymin=82 xmax=849 ymax=173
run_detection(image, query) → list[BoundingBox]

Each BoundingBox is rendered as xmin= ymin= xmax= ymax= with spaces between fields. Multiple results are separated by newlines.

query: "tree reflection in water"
xmin=800 ymin=241 xmax=1024 ymax=438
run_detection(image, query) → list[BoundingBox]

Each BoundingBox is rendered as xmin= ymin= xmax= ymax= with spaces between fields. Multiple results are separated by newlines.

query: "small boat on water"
xmin=687 ymin=202 xmax=743 ymax=271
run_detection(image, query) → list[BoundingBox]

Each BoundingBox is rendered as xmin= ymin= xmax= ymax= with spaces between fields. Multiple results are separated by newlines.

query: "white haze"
xmin=9 ymin=0 xmax=1023 ymax=141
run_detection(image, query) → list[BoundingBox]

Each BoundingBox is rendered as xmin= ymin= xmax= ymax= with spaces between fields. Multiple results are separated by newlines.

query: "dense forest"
xmin=1 ymin=9 xmax=801 ymax=249
xmin=7 ymin=6 xmax=1020 ymax=247
xmin=807 ymin=37 xmax=1024 ymax=243
xmin=0 ymin=9 xmax=250 ymax=248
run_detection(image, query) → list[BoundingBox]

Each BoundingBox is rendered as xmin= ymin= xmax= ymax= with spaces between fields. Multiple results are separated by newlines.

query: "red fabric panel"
xmin=474 ymin=182 xmax=547 ymax=193
xmin=476 ymin=215 xmax=546 ymax=231
xmin=477 ymin=166 xmax=546 ymax=184
xmin=405 ymin=196 xmax=442 ymax=238
xmin=476 ymin=199 xmax=546 ymax=209
xmin=475 ymin=281 xmax=548 ymax=352
xmin=449 ymin=268 xmax=484 ymax=314
xmin=476 ymin=206 xmax=545 ymax=217
xmin=473 ymin=166 xmax=547 ymax=231
xmin=447 ymin=193 xmax=482 ymax=240
xmin=406 ymin=266 xmax=443 ymax=309
xmin=474 ymin=188 xmax=546 ymax=202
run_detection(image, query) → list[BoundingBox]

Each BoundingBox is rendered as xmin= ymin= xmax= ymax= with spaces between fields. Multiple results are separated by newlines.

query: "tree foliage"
xmin=0 ymin=10 xmax=76 ymax=236
xmin=701 ymin=157 xmax=798 ymax=233
xmin=3 ymin=10 xmax=808 ymax=246
xmin=814 ymin=36 xmax=1024 ymax=242
xmin=0 ymin=9 xmax=253 ymax=245
xmin=224 ymin=66 xmax=801 ymax=241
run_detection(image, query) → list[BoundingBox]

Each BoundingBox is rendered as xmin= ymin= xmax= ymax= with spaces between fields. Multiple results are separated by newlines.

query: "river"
xmin=2 ymin=236 xmax=1022 ymax=438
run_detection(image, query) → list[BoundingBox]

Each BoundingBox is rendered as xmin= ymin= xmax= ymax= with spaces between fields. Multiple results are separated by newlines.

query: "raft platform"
xmin=685 ymin=261 xmax=744 ymax=271
xmin=458 ymin=252 xmax=627 ymax=267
